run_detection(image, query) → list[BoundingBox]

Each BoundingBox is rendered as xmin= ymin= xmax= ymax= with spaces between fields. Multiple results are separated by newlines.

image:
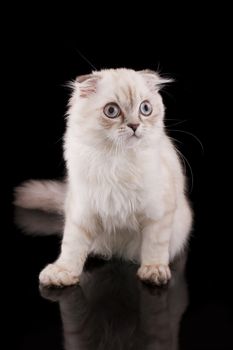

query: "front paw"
xmin=137 ymin=264 xmax=171 ymax=286
xmin=39 ymin=263 xmax=80 ymax=287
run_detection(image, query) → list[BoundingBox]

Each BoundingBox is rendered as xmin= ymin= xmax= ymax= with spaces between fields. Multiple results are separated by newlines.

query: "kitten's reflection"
xmin=15 ymin=208 xmax=188 ymax=350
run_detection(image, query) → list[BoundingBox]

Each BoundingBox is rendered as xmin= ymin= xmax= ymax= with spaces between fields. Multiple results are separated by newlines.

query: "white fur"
xmin=15 ymin=68 xmax=192 ymax=286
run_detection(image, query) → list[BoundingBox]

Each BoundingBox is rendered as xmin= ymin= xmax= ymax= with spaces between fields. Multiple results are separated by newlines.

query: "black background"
xmin=5 ymin=8 xmax=232 ymax=350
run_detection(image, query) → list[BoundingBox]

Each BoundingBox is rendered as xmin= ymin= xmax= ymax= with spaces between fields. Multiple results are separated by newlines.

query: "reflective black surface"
xmin=11 ymin=208 xmax=232 ymax=349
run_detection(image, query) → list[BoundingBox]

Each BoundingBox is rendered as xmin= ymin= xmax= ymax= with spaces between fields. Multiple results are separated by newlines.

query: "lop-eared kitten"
xmin=15 ymin=68 xmax=192 ymax=286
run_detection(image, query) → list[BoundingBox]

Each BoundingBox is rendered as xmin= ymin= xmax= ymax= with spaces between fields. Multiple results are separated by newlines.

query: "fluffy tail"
xmin=14 ymin=180 xmax=66 ymax=213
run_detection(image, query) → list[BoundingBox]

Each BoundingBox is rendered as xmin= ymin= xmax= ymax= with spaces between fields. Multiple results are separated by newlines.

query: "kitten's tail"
xmin=14 ymin=180 xmax=66 ymax=214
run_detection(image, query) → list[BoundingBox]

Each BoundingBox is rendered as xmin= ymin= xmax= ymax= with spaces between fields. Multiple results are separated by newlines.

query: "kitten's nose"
xmin=127 ymin=123 xmax=140 ymax=132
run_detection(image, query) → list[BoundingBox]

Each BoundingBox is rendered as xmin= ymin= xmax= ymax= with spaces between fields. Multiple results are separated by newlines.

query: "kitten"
xmin=15 ymin=68 xmax=192 ymax=287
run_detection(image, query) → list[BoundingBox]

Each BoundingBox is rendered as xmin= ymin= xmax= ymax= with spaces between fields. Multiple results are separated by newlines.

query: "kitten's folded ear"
xmin=75 ymin=73 xmax=101 ymax=98
xmin=139 ymin=69 xmax=173 ymax=92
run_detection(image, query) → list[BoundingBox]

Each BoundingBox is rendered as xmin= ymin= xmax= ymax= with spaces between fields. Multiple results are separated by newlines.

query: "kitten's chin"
xmin=125 ymin=134 xmax=142 ymax=148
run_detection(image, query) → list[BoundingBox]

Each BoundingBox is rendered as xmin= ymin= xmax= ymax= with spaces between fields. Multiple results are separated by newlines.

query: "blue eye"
xmin=140 ymin=101 xmax=153 ymax=116
xmin=104 ymin=103 xmax=120 ymax=118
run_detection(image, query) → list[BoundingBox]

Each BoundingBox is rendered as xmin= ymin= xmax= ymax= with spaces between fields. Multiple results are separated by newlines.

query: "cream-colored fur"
xmin=15 ymin=68 xmax=192 ymax=286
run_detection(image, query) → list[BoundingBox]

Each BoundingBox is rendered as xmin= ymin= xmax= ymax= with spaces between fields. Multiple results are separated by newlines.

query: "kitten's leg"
xmin=39 ymin=215 xmax=93 ymax=287
xmin=137 ymin=212 xmax=173 ymax=286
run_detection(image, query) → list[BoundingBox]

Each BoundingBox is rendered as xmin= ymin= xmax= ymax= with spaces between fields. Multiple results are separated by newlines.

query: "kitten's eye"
xmin=139 ymin=101 xmax=153 ymax=116
xmin=104 ymin=103 xmax=120 ymax=118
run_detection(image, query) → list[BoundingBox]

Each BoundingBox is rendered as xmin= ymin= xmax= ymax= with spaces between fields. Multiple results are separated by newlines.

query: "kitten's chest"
xmin=85 ymin=155 xmax=145 ymax=219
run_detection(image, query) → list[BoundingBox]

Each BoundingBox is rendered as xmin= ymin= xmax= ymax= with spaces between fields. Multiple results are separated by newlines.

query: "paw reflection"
xmin=41 ymin=257 xmax=188 ymax=350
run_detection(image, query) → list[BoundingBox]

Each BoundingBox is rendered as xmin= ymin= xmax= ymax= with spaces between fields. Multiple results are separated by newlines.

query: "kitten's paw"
xmin=39 ymin=263 xmax=80 ymax=287
xmin=137 ymin=264 xmax=171 ymax=286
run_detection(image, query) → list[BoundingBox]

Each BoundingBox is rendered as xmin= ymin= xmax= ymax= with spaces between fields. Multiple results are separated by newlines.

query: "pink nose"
xmin=127 ymin=123 xmax=140 ymax=132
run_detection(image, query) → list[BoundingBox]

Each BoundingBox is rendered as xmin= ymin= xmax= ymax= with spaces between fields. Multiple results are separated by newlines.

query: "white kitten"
xmin=15 ymin=68 xmax=192 ymax=286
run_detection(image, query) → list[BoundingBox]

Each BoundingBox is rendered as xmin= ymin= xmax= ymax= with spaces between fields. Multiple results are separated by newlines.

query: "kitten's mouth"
xmin=127 ymin=133 xmax=141 ymax=142
xmin=119 ymin=132 xmax=141 ymax=142
xmin=131 ymin=133 xmax=140 ymax=138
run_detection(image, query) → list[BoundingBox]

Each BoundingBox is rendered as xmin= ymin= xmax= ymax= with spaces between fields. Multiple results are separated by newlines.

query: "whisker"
xmin=175 ymin=148 xmax=186 ymax=174
xmin=75 ymin=49 xmax=98 ymax=71
xmin=54 ymin=136 xmax=64 ymax=144
xmin=176 ymin=148 xmax=194 ymax=193
xmin=168 ymin=136 xmax=183 ymax=145
xmin=165 ymin=119 xmax=189 ymax=127
xmin=156 ymin=61 xmax=161 ymax=74
xmin=165 ymin=118 xmax=183 ymax=121
xmin=161 ymin=89 xmax=177 ymax=103
xmin=170 ymin=129 xmax=204 ymax=154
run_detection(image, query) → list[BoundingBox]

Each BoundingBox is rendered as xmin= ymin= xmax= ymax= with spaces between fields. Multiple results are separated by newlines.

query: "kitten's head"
xmin=68 ymin=68 xmax=171 ymax=149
